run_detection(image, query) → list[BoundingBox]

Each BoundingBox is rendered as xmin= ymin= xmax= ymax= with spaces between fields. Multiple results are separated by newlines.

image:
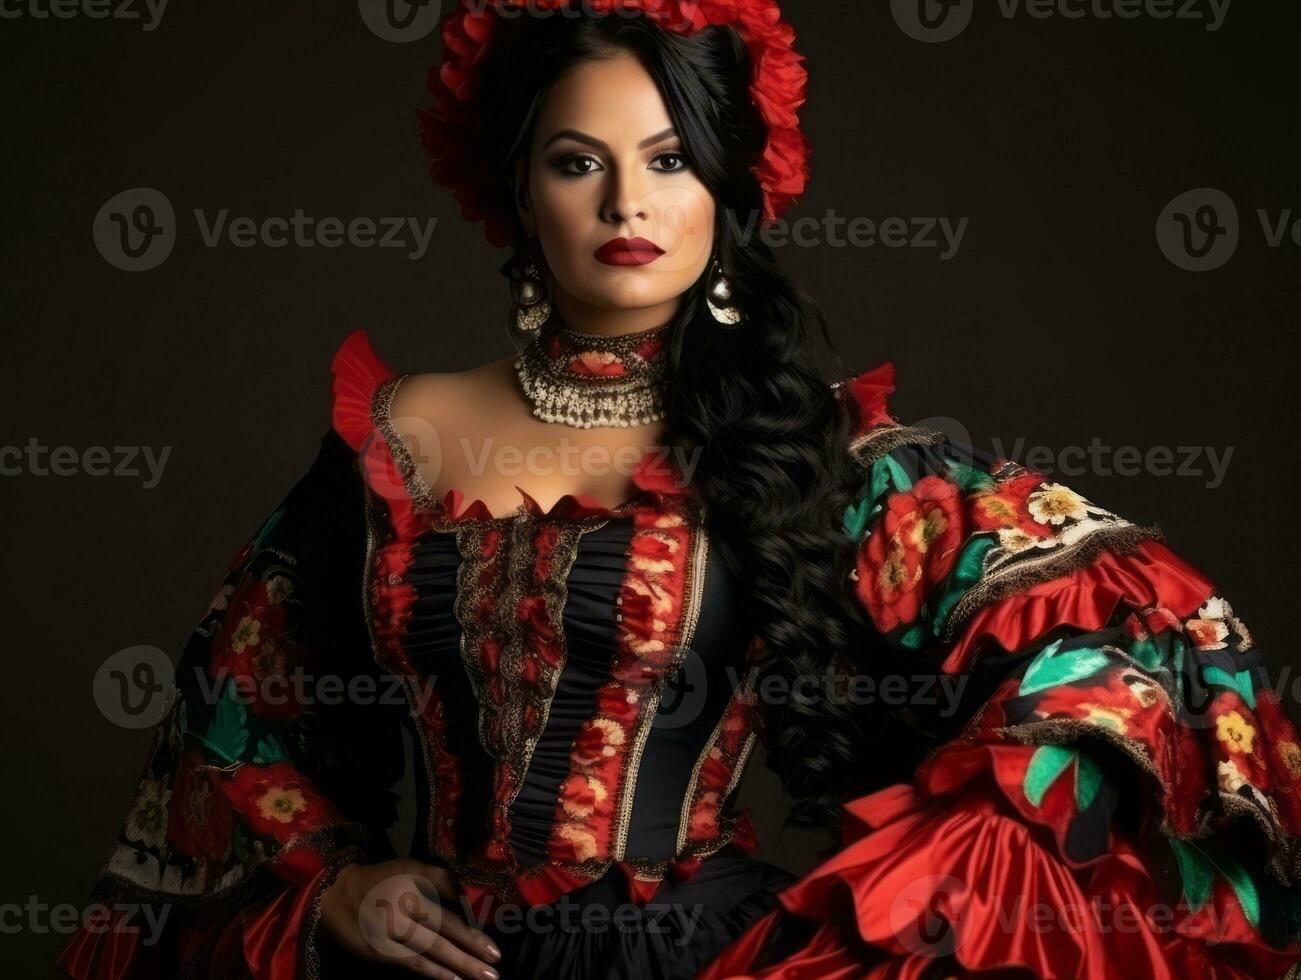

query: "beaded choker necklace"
xmin=514 ymin=317 xmax=670 ymax=429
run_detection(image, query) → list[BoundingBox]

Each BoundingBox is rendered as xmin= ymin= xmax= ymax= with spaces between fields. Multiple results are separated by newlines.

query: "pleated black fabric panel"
xmin=509 ymin=518 xmax=637 ymax=866
xmin=402 ymin=530 xmax=493 ymax=859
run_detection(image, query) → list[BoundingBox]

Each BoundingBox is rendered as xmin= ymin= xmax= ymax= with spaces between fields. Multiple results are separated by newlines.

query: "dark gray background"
xmin=2 ymin=1 xmax=1298 ymax=974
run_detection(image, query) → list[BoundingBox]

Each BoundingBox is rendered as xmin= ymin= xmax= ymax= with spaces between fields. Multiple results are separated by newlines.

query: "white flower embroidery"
xmin=1218 ymin=758 xmax=1247 ymax=794
xmin=124 ymin=779 xmax=171 ymax=851
xmin=264 ymin=575 xmax=295 ymax=604
xmin=1026 ymin=484 xmax=1090 ymax=526
xmin=997 ymin=527 xmax=1055 ymax=554
xmin=1187 ymin=596 xmax=1253 ymax=652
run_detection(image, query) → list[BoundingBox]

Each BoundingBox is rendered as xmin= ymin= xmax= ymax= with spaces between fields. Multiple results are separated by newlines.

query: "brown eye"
xmin=555 ymin=154 xmax=603 ymax=177
xmin=651 ymin=152 xmax=689 ymax=173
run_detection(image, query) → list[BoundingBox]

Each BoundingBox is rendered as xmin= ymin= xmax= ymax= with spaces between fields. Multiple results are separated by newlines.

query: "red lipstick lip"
xmin=594 ymin=236 xmax=665 ymax=266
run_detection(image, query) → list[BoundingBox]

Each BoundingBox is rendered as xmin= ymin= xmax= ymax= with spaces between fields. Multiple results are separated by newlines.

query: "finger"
xmin=404 ymin=859 xmax=456 ymax=899
xmin=409 ymin=898 xmax=501 ymax=965
xmin=397 ymin=921 xmax=499 ymax=980
xmin=394 ymin=953 xmax=458 ymax=980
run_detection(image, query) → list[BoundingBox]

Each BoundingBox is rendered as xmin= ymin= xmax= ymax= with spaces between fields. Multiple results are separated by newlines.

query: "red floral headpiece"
xmin=418 ymin=0 xmax=811 ymax=247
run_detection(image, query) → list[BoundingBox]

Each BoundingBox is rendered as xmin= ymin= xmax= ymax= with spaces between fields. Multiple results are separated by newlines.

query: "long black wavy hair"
xmin=469 ymin=9 xmax=927 ymax=831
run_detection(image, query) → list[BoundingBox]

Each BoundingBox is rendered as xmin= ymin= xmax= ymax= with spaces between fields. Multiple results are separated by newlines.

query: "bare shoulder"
xmin=388 ymin=353 xmax=520 ymax=428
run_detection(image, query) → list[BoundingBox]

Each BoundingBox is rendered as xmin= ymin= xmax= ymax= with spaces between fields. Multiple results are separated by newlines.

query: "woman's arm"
xmin=58 ymin=430 xmax=498 ymax=979
xmin=703 ymin=385 xmax=1301 ymax=978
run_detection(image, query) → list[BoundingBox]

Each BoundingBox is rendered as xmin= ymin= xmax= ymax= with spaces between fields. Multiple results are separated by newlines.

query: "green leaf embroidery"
xmin=874 ymin=453 xmax=914 ymax=494
xmin=929 ymin=536 xmax=997 ymax=633
xmin=194 ymin=680 xmax=249 ymax=764
xmin=1128 ymin=634 xmax=1166 ymax=672
xmin=1168 ymin=839 xmax=1261 ymax=927
xmin=944 ymin=459 xmax=996 ymax=494
xmin=899 ymin=623 xmax=926 ymax=649
xmin=1019 ymin=640 xmax=1113 ymax=697
xmin=1074 ymin=751 xmax=1104 ymax=810
xmin=1201 ymin=665 xmax=1257 ymax=710
xmin=1214 ymin=851 xmax=1262 ymax=928
xmin=1024 ymin=745 xmax=1106 ymax=811
xmin=1169 ymin=839 xmax=1214 ymax=913
xmin=1024 ymin=745 xmax=1075 ymax=806
xmin=843 ymin=496 xmax=874 ymax=542
xmin=252 ymin=734 xmax=289 ymax=765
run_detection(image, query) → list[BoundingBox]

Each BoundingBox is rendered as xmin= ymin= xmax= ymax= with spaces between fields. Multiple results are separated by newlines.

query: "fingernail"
xmin=484 ymin=943 xmax=501 ymax=961
xmin=481 ymin=969 xmax=499 ymax=980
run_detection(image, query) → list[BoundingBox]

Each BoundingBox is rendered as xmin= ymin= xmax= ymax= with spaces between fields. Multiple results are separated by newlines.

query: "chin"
xmin=578 ymin=278 xmax=677 ymax=311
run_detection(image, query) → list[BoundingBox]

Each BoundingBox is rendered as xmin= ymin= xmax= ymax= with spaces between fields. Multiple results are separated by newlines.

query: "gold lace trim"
xmin=848 ymin=423 xmax=946 ymax=464
xmin=677 ymin=665 xmax=760 ymax=853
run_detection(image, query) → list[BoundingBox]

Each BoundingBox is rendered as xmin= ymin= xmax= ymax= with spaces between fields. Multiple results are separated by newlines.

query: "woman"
xmin=59 ymin=2 xmax=1301 ymax=978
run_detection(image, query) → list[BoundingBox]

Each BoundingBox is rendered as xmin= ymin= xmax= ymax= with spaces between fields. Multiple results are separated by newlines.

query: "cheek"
xmin=531 ymin=174 xmax=593 ymax=257
xmin=644 ymin=183 xmax=715 ymax=278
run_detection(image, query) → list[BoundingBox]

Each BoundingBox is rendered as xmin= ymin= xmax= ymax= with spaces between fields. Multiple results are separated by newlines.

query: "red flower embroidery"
xmin=572 ymin=717 xmax=626 ymax=767
xmin=221 ymin=762 xmax=341 ymax=842
xmin=856 ymin=476 xmax=965 ymax=633
xmin=571 ymin=351 xmax=626 ymax=377
xmin=209 ymin=578 xmax=305 ymax=721
xmin=559 ymin=773 xmax=611 ymax=820
xmin=166 ymin=751 xmax=234 ymax=861
xmin=969 ymin=473 xmax=1053 ymax=540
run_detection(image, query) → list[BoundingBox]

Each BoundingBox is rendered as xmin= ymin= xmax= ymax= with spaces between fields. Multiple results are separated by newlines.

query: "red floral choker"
xmin=514 ymin=318 xmax=670 ymax=429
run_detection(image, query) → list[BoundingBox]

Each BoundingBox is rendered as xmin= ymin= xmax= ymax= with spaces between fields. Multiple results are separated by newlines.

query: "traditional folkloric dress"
xmin=59 ymin=329 xmax=792 ymax=979
xmin=59 ymin=331 xmax=1301 ymax=979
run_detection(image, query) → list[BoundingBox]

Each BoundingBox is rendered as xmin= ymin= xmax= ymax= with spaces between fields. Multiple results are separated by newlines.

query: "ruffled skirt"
xmin=483 ymin=851 xmax=795 ymax=979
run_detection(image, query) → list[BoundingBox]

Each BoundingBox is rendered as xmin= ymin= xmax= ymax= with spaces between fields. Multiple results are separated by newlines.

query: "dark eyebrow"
xmin=543 ymin=126 xmax=679 ymax=152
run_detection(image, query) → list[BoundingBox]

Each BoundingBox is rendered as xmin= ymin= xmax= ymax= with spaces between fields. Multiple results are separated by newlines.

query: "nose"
xmin=601 ymin=165 xmax=649 ymax=225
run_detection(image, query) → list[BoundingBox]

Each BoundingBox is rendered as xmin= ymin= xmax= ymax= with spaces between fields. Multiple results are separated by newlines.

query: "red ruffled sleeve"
xmin=702 ymin=369 xmax=1301 ymax=979
xmin=58 ymin=359 xmax=400 ymax=978
xmin=941 ymin=538 xmax=1215 ymax=673
xmin=330 ymin=328 xmax=396 ymax=452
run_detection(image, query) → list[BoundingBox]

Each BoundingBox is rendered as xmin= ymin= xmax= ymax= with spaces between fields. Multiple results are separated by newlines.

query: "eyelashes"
xmin=551 ymin=151 xmax=691 ymax=178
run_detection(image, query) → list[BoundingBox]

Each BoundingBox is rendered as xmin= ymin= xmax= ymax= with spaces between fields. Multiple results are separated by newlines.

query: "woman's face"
xmin=517 ymin=51 xmax=716 ymax=328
